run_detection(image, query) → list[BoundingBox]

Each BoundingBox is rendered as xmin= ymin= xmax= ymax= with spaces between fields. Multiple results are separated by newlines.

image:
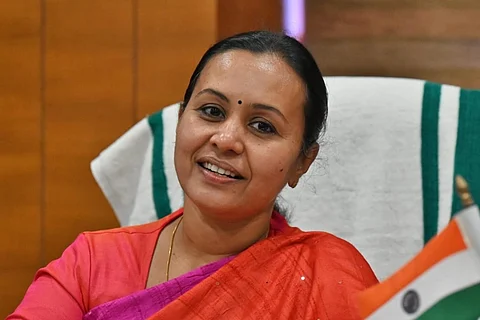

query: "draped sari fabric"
xmin=85 ymin=212 xmax=378 ymax=320
xmin=83 ymin=256 xmax=234 ymax=319
xmin=145 ymin=213 xmax=378 ymax=319
xmin=8 ymin=210 xmax=378 ymax=319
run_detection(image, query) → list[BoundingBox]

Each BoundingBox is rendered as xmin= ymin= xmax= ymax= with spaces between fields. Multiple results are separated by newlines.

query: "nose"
xmin=209 ymin=120 xmax=244 ymax=155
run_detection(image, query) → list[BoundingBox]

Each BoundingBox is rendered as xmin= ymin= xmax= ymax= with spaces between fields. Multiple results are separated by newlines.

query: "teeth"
xmin=202 ymin=162 xmax=237 ymax=178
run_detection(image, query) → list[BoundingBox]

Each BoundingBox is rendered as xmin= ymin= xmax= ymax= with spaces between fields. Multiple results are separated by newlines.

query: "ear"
xmin=288 ymin=143 xmax=319 ymax=188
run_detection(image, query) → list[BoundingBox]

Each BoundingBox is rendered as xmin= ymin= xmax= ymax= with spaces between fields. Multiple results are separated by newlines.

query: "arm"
xmin=7 ymin=234 xmax=91 ymax=319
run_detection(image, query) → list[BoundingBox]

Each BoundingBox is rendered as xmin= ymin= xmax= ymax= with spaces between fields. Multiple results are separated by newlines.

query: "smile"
xmin=199 ymin=162 xmax=242 ymax=179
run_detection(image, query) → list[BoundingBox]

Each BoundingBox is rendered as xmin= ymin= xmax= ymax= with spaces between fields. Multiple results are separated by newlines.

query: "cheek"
xmin=251 ymin=143 xmax=297 ymax=182
xmin=175 ymin=116 xmax=205 ymax=153
xmin=175 ymin=117 xmax=205 ymax=182
xmin=175 ymin=121 xmax=189 ymax=151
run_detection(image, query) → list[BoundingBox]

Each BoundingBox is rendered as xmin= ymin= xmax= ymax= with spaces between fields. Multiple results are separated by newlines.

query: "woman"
xmin=8 ymin=31 xmax=378 ymax=319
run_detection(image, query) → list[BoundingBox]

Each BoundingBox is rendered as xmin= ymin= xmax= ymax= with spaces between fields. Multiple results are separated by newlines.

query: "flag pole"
xmin=455 ymin=175 xmax=474 ymax=208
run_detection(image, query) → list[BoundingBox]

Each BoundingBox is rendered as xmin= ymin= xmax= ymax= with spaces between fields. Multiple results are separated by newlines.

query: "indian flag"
xmin=358 ymin=204 xmax=480 ymax=319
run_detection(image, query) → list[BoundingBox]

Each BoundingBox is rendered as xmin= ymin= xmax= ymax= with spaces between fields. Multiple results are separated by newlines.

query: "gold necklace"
xmin=165 ymin=216 xmax=270 ymax=281
xmin=165 ymin=216 xmax=183 ymax=281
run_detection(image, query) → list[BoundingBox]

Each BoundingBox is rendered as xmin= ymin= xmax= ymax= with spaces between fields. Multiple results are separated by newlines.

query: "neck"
xmin=178 ymin=200 xmax=272 ymax=258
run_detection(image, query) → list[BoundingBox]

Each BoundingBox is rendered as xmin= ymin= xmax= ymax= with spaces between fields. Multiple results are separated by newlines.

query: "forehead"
xmin=195 ymin=50 xmax=305 ymax=110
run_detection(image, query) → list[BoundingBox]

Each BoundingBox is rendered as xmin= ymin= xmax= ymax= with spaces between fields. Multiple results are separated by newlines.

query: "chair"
xmin=91 ymin=76 xmax=480 ymax=279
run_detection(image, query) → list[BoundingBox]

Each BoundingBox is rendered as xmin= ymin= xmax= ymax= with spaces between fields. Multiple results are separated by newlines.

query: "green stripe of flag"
xmin=417 ymin=283 xmax=480 ymax=319
xmin=421 ymin=82 xmax=442 ymax=244
xmin=148 ymin=111 xmax=172 ymax=219
xmin=451 ymin=88 xmax=480 ymax=217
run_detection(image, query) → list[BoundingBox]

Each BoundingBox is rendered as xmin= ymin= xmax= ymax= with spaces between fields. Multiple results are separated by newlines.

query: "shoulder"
xmin=296 ymin=231 xmax=371 ymax=264
xmin=70 ymin=212 xmax=179 ymax=274
xmin=280 ymin=225 xmax=362 ymax=256
xmin=278 ymin=229 xmax=378 ymax=284
xmin=59 ymin=209 xmax=181 ymax=269
xmin=279 ymin=230 xmax=378 ymax=313
xmin=72 ymin=220 xmax=164 ymax=262
xmin=66 ymin=214 xmax=179 ymax=307
xmin=273 ymin=216 xmax=368 ymax=259
xmin=49 ymin=219 xmax=167 ymax=276
xmin=76 ymin=218 xmax=170 ymax=270
xmin=83 ymin=219 xmax=164 ymax=241
xmin=81 ymin=211 xmax=179 ymax=248
xmin=302 ymin=231 xmax=365 ymax=257
xmin=303 ymin=231 xmax=378 ymax=285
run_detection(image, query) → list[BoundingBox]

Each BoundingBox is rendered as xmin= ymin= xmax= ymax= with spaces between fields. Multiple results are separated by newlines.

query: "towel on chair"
xmin=91 ymin=77 xmax=480 ymax=279
xmin=91 ymin=103 xmax=183 ymax=227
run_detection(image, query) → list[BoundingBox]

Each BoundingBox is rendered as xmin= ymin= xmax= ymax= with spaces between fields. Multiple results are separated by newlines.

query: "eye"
xmin=200 ymin=105 xmax=225 ymax=119
xmin=250 ymin=120 xmax=277 ymax=134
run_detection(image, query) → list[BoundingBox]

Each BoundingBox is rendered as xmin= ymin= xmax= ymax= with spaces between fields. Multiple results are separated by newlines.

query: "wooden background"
xmin=0 ymin=0 xmax=280 ymax=316
xmin=1 ymin=0 xmax=479 ymax=316
xmin=306 ymin=0 xmax=480 ymax=89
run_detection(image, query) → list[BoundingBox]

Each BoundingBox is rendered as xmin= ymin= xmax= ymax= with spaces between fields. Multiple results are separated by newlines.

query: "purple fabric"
xmin=83 ymin=256 xmax=234 ymax=320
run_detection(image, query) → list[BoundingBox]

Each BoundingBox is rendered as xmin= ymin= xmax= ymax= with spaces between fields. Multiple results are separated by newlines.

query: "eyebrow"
xmin=252 ymin=103 xmax=288 ymax=123
xmin=196 ymin=87 xmax=287 ymax=122
xmin=196 ymin=88 xmax=230 ymax=103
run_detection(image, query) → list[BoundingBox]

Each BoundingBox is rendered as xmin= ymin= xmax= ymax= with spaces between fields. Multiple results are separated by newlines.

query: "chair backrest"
xmin=91 ymin=76 xmax=480 ymax=279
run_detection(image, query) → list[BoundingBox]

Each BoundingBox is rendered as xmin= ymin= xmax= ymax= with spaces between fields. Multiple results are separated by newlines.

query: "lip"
xmin=198 ymin=163 xmax=241 ymax=184
xmin=196 ymin=156 xmax=244 ymax=179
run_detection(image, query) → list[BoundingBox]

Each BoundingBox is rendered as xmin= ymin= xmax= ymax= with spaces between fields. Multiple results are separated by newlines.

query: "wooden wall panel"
xmin=44 ymin=0 xmax=133 ymax=262
xmin=2 ymin=0 xmax=282 ymax=316
xmin=316 ymin=0 xmax=480 ymax=8
xmin=308 ymin=41 xmax=480 ymax=88
xmin=135 ymin=0 xmax=283 ymax=118
xmin=136 ymin=0 xmax=217 ymax=118
xmin=0 ymin=1 xmax=41 ymax=317
xmin=306 ymin=0 xmax=480 ymax=89
xmin=309 ymin=7 xmax=480 ymax=40
xmin=0 ymin=269 xmax=40 ymax=317
xmin=217 ymin=0 xmax=283 ymax=40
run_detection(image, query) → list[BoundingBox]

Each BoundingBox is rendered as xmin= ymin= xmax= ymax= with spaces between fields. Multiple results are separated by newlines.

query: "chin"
xmin=184 ymin=193 xmax=242 ymax=219
xmin=186 ymin=193 xmax=275 ymax=223
xmin=194 ymin=198 xmax=239 ymax=216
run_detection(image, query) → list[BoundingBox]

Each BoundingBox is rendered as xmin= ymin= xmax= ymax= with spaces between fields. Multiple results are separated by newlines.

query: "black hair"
xmin=182 ymin=30 xmax=328 ymax=154
xmin=182 ymin=31 xmax=328 ymax=221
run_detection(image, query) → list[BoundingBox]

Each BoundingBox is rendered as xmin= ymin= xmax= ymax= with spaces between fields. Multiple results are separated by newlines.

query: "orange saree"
xmin=147 ymin=210 xmax=378 ymax=319
xmin=9 ymin=209 xmax=377 ymax=319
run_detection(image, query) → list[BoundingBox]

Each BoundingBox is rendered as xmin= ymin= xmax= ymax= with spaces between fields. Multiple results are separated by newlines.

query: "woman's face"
xmin=174 ymin=50 xmax=316 ymax=220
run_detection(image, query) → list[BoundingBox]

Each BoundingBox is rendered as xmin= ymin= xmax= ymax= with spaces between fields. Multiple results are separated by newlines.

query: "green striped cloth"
xmin=422 ymin=82 xmax=480 ymax=243
xmin=91 ymin=77 xmax=480 ymax=279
